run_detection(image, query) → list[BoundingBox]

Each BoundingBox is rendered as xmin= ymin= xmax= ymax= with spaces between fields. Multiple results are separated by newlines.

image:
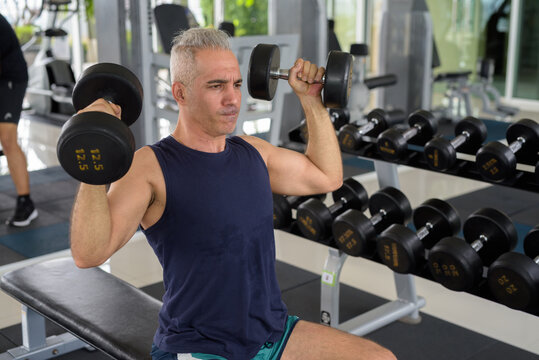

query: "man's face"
xmin=183 ymin=49 xmax=242 ymax=137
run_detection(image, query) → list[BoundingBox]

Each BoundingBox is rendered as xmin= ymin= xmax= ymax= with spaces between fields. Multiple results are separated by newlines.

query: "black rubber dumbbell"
xmin=376 ymin=199 xmax=460 ymax=274
xmin=248 ymin=43 xmax=353 ymax=108
xmin=424 ymin=116 xmax=487 ymax=171
xmin=292 ymin=108 xmax=350 ymax=144
xmin=57 ymin=63 xmax=143 ymax=185
xmin=337 ymin=108 xmax=406 ymax=152
xmin=332 ymin=187 xmax=411 ymax=257
xmin=376 ymin=110 xmax=438 ymax=161
xmin=487 ymin=226 xmax=539 ymax=312
xmin=475 ymin=119 xmax=539 ymax=182
xmin=296 ymin=178 xmax=368 ymax=242
xmin=428 ymin=208 xmax=517 ymax=292
xmin=273 ymin=193 xmax=326 ymax=229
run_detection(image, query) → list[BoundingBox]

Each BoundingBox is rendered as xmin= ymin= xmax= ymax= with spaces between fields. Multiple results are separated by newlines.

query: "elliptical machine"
xmin=24 ymin=0 xmax=78 ymax=118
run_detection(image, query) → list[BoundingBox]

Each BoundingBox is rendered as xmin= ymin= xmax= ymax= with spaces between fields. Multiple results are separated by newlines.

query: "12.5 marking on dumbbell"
xmin=56 ymin=63 xmax=143 ymax=185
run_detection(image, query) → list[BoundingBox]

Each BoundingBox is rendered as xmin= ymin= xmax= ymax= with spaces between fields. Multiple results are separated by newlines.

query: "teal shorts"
xmin=151 ymin=315 xmax=300 ymax=360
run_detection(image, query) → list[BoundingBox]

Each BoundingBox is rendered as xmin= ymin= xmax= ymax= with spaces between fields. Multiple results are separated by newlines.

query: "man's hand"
xmin=78 ymin=98 xmax=122 ymax=119
xmin=287 ymin=58 xmax=325 ymax=102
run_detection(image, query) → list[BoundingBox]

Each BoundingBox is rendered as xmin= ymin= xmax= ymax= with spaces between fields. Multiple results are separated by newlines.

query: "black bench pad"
xmin=0 ymin=258 xmax=162 ymax=360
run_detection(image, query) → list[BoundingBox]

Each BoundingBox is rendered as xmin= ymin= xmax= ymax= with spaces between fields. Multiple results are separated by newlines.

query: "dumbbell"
xmin=376 ymin=199 xmax=460 ymax=274
xmin=292 ymin=108 xmax=350 ymax=143
xmin=424 ymin=116 xmax=487 ymax=171
xmin=487 ymin=226 xmax=539 ymax=312
xmin=296 ymin=178 xmax=368 ymax=242
xmin=475 ymin=119 xmax=539 ymax=182
xmin=57 ymin=63 xmax=143 ymax=185
xmin=332 ymin=187 xmax=411 ymax=257
xmin=273 ymin=193 xmax=326 ymax=229
xmin=337 ymin=108 xmax=406 ymax=152
xmin=248 ymin=43 xmax=353 ymax=108
xmin=428 ymin=208 xmax=517 ymax=292
xmin=376 ymin=110 xmax=437 ymax=161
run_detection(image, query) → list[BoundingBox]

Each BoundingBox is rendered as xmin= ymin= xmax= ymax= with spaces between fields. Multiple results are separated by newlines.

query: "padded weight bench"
xmin=0 ymin=258 xmax=161 ymax=360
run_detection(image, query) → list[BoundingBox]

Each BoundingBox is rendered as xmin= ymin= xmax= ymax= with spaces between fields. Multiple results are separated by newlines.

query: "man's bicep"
xmin=267 ymin=146 xmax=335 ymax=195
xmin=106 ymin=152 xmax=154 ymax=250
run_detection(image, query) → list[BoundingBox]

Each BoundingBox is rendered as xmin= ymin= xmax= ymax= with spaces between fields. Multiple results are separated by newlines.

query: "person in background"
xmin=0 ymin=13 xmax=38 ymax=227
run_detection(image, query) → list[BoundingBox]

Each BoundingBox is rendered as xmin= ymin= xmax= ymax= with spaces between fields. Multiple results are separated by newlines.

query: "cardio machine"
xmin=24 ymin=0 xmax=78 ymax=118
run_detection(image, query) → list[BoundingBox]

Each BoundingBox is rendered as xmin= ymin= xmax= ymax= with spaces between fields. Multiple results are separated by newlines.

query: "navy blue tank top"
xmin=143 ymin=136 xmax=288 ymax=359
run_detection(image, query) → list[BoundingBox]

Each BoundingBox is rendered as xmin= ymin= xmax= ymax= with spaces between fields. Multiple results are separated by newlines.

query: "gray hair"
xmin=170 ymin=28 xmax=231 ymax=86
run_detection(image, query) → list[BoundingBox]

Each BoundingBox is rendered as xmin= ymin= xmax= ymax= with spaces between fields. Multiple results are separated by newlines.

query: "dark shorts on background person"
xmin=0 ymin=79 xmax=27 ymax=124
xmin=150 ymin=316 xmax=300 ymax=360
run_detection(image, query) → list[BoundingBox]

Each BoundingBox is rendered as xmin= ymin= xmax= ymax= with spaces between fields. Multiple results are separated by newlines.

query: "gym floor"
xmin=0 ymin=109 xmax=538 ymax=359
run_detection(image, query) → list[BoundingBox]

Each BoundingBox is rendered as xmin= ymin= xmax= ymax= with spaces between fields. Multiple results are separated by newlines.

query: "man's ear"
xmin=172 ymin=82 xmax=187 ymax=104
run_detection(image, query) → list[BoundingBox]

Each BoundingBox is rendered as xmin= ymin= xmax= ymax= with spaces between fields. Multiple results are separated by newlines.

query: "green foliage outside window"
xmin=199 ymin=0 xmax=268 ymax=36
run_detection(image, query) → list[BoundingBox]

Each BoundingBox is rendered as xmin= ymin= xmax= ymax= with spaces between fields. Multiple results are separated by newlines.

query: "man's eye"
xmin=235 ymin=83 xmax=242 ymax=88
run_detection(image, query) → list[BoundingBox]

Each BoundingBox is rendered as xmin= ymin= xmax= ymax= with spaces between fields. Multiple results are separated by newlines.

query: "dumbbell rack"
xmin=319 ymin=160 xmax=426 ymax=333
xmin=315 ymin=127 xmax=539 ymax=332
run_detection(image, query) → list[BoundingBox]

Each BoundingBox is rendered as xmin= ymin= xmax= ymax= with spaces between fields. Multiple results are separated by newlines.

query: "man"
xmin=0 ymin=13 xmax=38 ymax=227
xmin=70 ymin=28 xmax=395 ymax=360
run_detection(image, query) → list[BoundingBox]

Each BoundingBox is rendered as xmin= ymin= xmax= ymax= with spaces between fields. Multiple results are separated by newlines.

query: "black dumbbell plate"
xmin=72 ymin=63 xmax=143 ymax=127
xmin=323 ymin=51 xmax=353 ymax=109
xmin=247 ymin=44 xmax=279 ymax=101
xmin=57 ymin=112 xmax=135 ymax=185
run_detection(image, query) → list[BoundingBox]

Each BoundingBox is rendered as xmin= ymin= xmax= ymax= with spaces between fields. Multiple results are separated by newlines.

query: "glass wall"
xmin=426 ymin=0 xmax=512 ymax=96
xmin=328 ymin=0 xmax=360 ymax=53
xmin=513 ymin=0 xmax=539 ymax=100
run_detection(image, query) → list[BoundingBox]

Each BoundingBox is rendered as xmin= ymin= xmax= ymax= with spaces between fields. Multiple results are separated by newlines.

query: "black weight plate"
xmin=413 ymin=198 xmax=461 ymax=249
xmin=376 ymin=128 xmax=407 ymax=161
xmin=338 ymin=124 xmax=362 ymax=151
xmin=329 ymin=108 xmax=350 ymax=130
xmin=475 ymin=141 xmax=517 ymax=182
xmin=323 ymin=51 xmax=353 ymax=109
xmin=523 ymin=226 xmax=539 ymax=259
xmin=368 ymin=187 xmax=411 ymax=232
xmin=463 ymin=208 xmax=517 ymax=266
xmin=365 ymin=108 xmax=390 ymax=136
xmin=506 ymin=118 xmax=539 ymax=147
xmin=273 ymin=194 xmax=292 ymax=229
xmin=454 ymin=116 xmax=487 ymax=153
xmin=488 ymin=252 xmax=539 ymax=311
xmin=57 ymin=112 xmax=135 ymax=185
xmin=333 ymin=209 xmax=376 ymax=256
xmin=247 ymin=44 xmax=279 ymax=101
xmin=297 ymin=198 xmax=332 ymax=241
xmin=506 ymin=118 xmax=539 ymax=164
xmin=332 ymin=178 xmax=368 ymax=212
xmin=72 ymin=63 xmax=143 ymax=127
xmin=376 ymin=224 xmax=422 ymax=274
xmin=384 ymin=109 xmax=406 ymax=128
xmin=407 ymin=110 xmax=437 ymax=145
xmin=424 ymin=137 xmax=456 ymax=171
xmin=428 ymin=237 xmax=483 ymax=291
